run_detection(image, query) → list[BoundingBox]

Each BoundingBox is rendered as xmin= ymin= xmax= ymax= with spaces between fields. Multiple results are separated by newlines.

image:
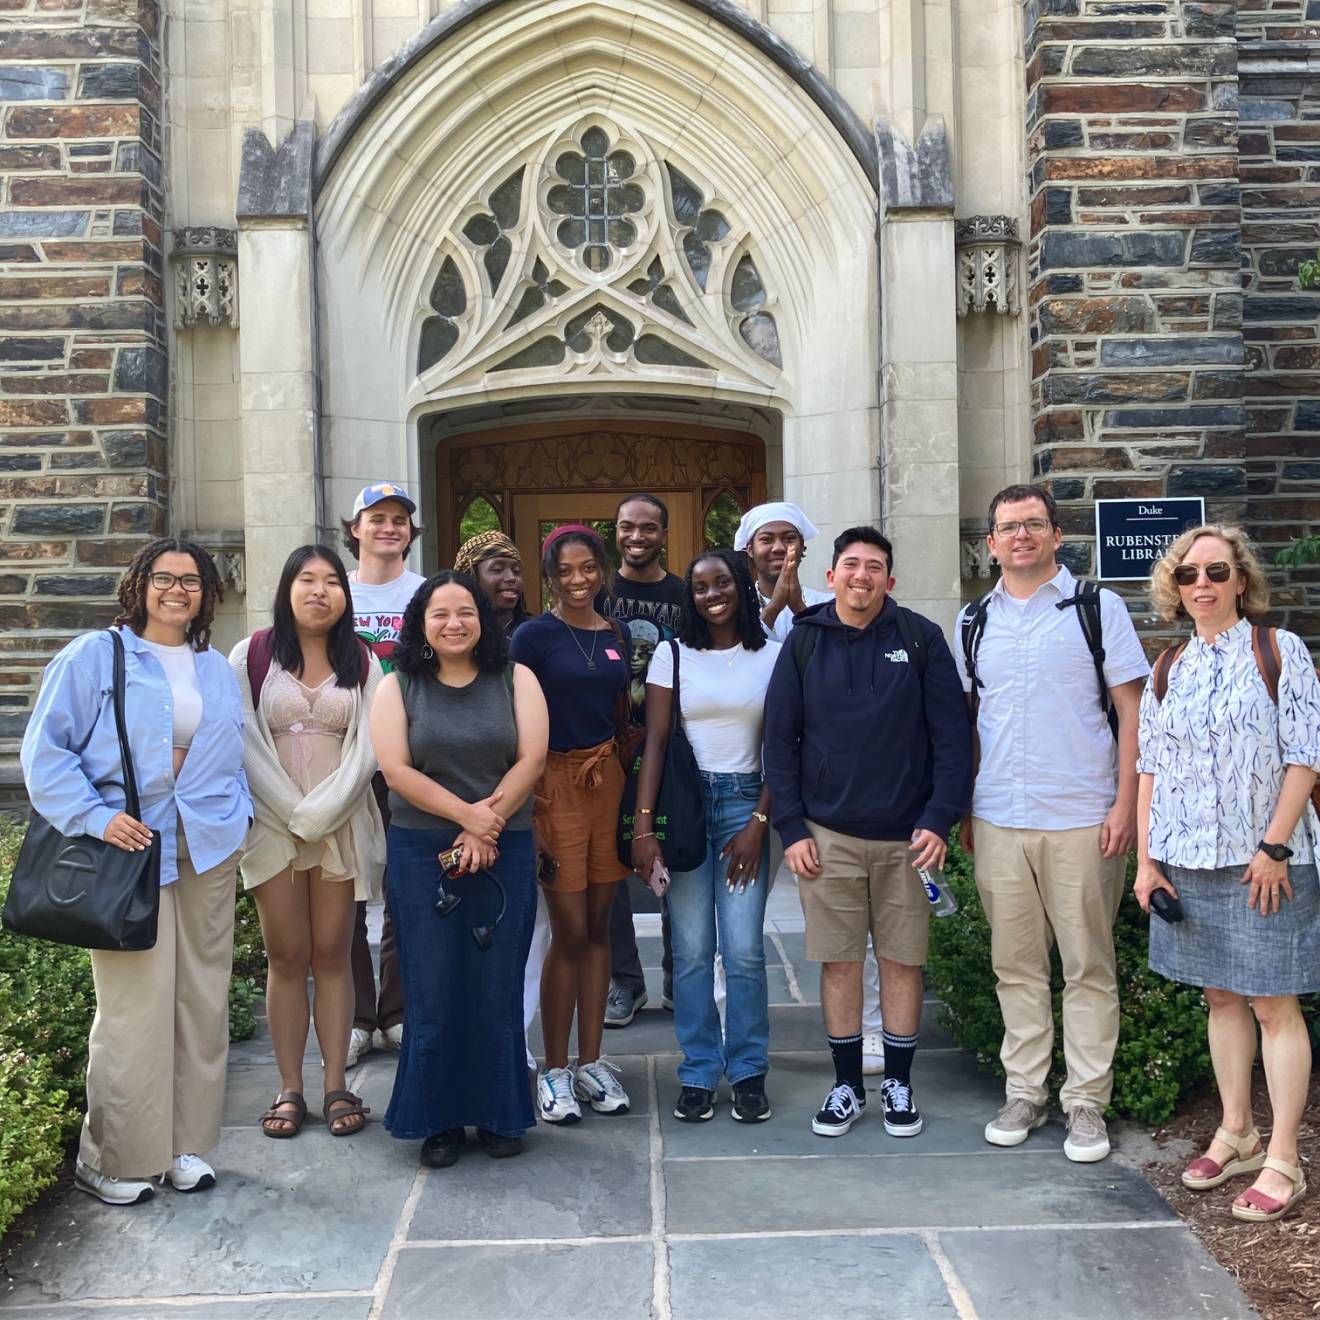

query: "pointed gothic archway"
xmin=313 ymin=0 xmax=879 ymax=571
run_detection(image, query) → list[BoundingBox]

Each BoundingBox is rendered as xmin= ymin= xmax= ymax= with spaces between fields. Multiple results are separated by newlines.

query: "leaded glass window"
xmin=730 ymin=253 xmax=782 ymax=367
xmin=665 ymin=165 xmax=729 ymax=292
xmin=462 ymin=168 xmax=524 ymax=294
xmin=418 ymin=256 xmax=466 ymax=373
xmin=547 ymin=128 xmax=644 ymax=273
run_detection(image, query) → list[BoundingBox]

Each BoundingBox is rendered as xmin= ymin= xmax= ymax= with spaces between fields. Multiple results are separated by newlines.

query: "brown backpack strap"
xmin=1151 ymin=642 xmax=1186 ymax=703
xmin=1251 ymin=624 xmax=1282 ymax=705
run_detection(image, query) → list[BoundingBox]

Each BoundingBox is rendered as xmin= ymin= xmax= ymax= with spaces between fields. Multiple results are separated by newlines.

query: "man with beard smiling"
xmin=601 ymin=494 xmax=686 ymax=1027
xmin=763 ymin=527 xmax=972 ymax=1140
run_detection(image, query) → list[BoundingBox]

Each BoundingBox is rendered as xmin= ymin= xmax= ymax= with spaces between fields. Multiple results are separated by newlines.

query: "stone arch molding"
xmin=315 ymin=0 xmax=877 ymax=431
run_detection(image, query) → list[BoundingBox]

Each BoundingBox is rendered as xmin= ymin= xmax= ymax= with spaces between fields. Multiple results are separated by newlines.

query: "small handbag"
xmin=2 ymin=628 xmax=162 ymax=951
xmin=617 ymin=640 xmax=707 ymax=873
xmin=606 ymin=617 xmax=645 ymax=767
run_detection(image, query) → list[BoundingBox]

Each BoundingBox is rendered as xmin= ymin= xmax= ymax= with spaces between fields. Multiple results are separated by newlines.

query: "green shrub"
xmin=928 ymin=842 xmax=1213 ymax=1125
xmin=0 ymin=1044 xmax=68 ymax=1238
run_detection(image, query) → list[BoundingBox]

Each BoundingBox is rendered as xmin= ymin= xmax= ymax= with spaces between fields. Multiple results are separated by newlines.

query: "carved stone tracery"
xmin=955 ymin=215 xmax=1020 ymax=318
xmin=171 ymin=227 xmax=238 ymax=329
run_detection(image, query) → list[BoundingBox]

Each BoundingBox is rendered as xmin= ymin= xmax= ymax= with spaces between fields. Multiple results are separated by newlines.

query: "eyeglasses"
xmin=149 ymin=571 xmax=204 ymax=592
xmin=1172 ymin=561 xmax=1235 ymax=587
xmin=992 ymin=518 xmax=1051 ymax=538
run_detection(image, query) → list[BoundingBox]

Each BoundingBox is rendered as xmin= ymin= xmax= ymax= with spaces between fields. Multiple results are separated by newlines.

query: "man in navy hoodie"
xmin=763 ymin=527 xmax=972 ymax=1139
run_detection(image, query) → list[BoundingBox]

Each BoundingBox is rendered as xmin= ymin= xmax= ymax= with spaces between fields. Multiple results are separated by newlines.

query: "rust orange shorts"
xmin=533 ymin=740 xmax=629 ymax=894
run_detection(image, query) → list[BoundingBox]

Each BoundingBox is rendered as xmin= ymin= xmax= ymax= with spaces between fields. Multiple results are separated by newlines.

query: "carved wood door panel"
xmin=437 ymin=421 xmax=766 ymax=611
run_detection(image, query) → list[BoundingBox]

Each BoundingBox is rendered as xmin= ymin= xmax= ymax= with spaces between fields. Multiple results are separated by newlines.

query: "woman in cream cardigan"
xmin=230 ymin=546 xmax=385 ymax=1139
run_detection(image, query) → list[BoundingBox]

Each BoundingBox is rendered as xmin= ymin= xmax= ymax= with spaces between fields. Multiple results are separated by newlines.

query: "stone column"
xmin=1023 ymin=0 xmax=1244 ymax=587
xmin=236 ymin=122 xmax=319 ymax=629
xmin=875 ymin=117 xmax=962 ymax=635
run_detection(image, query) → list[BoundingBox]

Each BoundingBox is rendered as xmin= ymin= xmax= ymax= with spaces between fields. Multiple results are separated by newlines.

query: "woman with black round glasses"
xmin=369 ymin=571 xmax=548 ymax=1167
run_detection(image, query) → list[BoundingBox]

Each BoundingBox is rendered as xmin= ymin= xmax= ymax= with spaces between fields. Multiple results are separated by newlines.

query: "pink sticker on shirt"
xmin=605 ymin=648 xmax=621 ymax=661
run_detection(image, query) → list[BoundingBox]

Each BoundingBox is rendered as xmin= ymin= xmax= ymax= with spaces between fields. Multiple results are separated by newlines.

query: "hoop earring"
xmin=421 ymin=643 xmax=434 ymax=660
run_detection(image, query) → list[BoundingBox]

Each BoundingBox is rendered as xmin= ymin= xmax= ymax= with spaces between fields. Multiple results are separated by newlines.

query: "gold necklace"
xmin=555 ymin=612 xmax=600 ymax=670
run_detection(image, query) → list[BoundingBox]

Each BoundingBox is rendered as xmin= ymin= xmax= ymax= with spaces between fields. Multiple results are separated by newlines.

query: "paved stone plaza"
xmin=1 ymin=891 xmax=1253 ymax=1320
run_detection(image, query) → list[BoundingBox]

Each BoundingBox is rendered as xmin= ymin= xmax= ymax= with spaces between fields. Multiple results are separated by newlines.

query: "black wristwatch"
xmin=1257 ymin=840 xmax=1294 ymax=862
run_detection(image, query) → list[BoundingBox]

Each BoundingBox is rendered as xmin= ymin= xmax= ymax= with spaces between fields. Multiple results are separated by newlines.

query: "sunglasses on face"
xmin=1172 ymin=561 xmax=1235 ymax=587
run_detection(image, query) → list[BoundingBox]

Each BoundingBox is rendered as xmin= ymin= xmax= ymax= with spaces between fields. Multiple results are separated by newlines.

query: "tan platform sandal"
xmin=1232 ymin=1156 xmax=1308 ymax=1223
xmin=1181 ymin=1125 xmax=1266 ymax=1190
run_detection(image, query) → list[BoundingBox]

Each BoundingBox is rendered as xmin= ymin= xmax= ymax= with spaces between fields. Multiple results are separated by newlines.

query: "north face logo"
xmin=885 ymin=649 xmax=909 ymax=663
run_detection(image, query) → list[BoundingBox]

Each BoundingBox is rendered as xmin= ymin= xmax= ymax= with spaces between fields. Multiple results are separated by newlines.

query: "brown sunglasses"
xmin=1172 ymin=560 xmax=1235 ymax=587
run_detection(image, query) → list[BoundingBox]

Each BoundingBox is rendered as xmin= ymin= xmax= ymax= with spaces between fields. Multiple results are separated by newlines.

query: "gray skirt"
xmin=1150 ymin=862 xmax=1320 ymax=997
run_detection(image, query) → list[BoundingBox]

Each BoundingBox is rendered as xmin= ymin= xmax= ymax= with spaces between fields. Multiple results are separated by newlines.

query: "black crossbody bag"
xmin=2 ymin=628 xmax=162 ymax=950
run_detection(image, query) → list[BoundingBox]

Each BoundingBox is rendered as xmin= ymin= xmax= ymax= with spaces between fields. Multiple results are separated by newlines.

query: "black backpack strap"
xmin=893 ymin=606 xmax=928 ymax=680
xmin=789 ymin=622 xmax=819 ymax=682
xmin=959 ymin=592 xmax=992 ymax=691
xmin=1056 ymin=580 xmax=1116 ymax=737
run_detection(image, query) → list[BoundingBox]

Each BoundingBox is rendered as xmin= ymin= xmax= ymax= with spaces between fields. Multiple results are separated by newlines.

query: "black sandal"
xmin=324 ymin=1089 xmax=370 ymax=1137
xmin=260 ymin=1091 xmax=307 ymax=1139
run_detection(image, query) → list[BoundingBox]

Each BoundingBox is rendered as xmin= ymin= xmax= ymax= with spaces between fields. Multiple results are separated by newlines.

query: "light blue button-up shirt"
xmin=20 ymin=626 xmax=252 ymax=884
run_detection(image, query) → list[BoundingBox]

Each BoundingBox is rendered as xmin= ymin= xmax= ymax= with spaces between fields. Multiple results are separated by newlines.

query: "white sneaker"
xmin=160 ymin=1154 xmax=216 ymax=1193
xmin=537 ymin=1066 xmax=582 ymax=1124
xmin=75 ymin=1161 xmax=154 ymax=1206
xmin=346 ymin=1026 xmax=373 ymax=1068
xmin=374 ymin=1023 xmax=403 ymax=1052
xmin=862 ymin=1031 xmax=885 ymax=1076
xmin=574 ymin=1058 xmax=631 ymax=1114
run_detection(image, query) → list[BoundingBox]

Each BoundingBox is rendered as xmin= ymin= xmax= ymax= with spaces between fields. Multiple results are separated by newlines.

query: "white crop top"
xmin=139 ymin=638 xmax=203 ymax=749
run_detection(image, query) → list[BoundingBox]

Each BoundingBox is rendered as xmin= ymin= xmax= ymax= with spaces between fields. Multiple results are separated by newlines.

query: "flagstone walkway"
xmin=2 ymin=886 xmax=1253 ymax=1320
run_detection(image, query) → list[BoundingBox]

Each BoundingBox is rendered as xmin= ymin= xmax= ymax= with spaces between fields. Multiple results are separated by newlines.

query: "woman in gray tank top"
xmin=369 ymin=571 xmax=548 ymax=1167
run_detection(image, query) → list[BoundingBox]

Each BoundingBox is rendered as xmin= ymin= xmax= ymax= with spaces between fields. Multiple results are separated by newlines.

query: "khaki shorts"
xmin=798 ymin=821 xmax=930 ymax=966
xmin=533 ymin=740 xmax=628 ymax=894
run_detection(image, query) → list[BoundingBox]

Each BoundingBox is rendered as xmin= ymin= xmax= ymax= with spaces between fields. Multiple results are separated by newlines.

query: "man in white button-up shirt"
xmin=955 ymin=484 xmax=1149 ymax=1164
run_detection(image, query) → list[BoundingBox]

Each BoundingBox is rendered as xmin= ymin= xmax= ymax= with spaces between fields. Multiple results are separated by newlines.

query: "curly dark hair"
xmin=540 ymin=527 xmax=612 ymax=605
xmin=678 ymin=547 xmax=766 ymax=651
xmin=115 ymin=537 xmax=223 ymax=651
xmin=271 ymin=545 xmax=365 ymax=688
xmin=391 ymin=570 xmax=509 ymax=675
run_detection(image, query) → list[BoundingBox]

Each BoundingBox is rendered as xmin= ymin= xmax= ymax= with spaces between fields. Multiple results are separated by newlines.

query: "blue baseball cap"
xmin=351 ymin=482 xmax=416 ymax=517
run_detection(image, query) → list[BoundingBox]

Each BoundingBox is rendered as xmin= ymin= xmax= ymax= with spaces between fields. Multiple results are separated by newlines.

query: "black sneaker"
xmin=673 ymin=1086 xmax=715 ymax=1122
xmin=476 ymin=1129 xmax=524 ymax=1159
xmin=811 ymin=1083 xmax=865 ymax=1137
xmin=881 ymin=1078 xmax=923 ymax=1137
xmin=420 ymin=1128 xmax=464 ymax=1168
xmin=731 ymin=1075 xmax=772 ymax=1123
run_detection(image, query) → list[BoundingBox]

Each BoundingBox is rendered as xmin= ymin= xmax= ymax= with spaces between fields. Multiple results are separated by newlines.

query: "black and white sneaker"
xmin=881 ymin=1078 xmax=923 ymax=1137
xmin=673 ymin=1086 xmax=715 ymax=1122
xmin=731 ymin=1075 xmax=772 ymax=1123
xmin=811 ymin=1082 xmax=865 ymax=1137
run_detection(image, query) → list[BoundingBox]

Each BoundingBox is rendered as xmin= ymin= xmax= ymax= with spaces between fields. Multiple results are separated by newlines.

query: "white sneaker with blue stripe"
xmin=573 ymin=1058 xmax=630 ymax=1114
xmin=537 ymin=1066 xmax=582 ymax=1124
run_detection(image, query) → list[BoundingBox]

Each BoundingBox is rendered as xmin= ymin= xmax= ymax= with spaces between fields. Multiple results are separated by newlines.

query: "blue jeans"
xmin=667 ymin=771 xmax=770 ymax=1089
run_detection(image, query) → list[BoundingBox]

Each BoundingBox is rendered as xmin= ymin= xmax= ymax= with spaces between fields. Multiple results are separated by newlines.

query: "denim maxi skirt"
xmin=384 ymin=825 xmax=536 ymax=1140
xmin=1150 ymin=863 xmax=1320 ymax=997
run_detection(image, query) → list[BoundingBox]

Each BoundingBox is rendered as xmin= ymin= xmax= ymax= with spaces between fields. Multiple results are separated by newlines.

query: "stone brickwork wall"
xmin=1239 ymin=13 xmax=1320 ymax=642
xmin=1023 ymin=0 xmax=1246 ymax=604
xmin=0 ymin=0 xmax=166 ymax=739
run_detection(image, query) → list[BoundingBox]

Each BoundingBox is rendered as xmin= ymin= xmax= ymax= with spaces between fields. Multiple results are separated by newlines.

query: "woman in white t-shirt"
xmin=631 ymin=549 xmax=780 ymax=1125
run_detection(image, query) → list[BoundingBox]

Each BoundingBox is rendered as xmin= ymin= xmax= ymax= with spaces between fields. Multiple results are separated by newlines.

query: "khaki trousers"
xmin=972 ymin=820 xmax=1125 ymax=1112
xmin=80 ymin=839 xmax=240 ymax=1178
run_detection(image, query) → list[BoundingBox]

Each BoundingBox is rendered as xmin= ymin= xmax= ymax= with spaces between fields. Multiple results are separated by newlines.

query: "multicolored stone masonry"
xmin=0 ymin=0 xmax=166 ymax=736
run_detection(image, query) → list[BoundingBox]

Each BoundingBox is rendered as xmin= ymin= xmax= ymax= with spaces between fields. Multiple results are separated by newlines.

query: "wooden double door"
xmin=437 ymin=420 xmax=767 ymax=608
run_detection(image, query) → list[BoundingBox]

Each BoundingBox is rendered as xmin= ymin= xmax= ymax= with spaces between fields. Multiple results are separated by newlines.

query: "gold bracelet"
xmin=637 ymin=807 xmax=654 ymax=815
xmin=751 ymin=811 xmax=768 ymax=824
xmin=633 ymin=831 xmax=657 ymax=840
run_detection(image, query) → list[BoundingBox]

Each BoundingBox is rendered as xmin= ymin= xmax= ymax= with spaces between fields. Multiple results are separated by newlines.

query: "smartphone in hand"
xmin=646 ymin=857 xmax=670 ymax=898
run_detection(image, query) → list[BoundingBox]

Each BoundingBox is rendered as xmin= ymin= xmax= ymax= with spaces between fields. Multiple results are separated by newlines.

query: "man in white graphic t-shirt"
xmin=341 ymin=482 xmax=427 ymax=1067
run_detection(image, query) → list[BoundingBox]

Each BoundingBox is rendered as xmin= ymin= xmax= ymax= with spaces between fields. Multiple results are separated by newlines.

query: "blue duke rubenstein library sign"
xmin=1094 ymin=498 xmax=1206 ymax=581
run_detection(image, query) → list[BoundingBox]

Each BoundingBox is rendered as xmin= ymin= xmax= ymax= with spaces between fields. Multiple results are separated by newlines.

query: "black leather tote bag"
xmin=2 ymin=628 xmax=161 ymax=950
xmin=617 ymin=640 xmax=707 ymax=874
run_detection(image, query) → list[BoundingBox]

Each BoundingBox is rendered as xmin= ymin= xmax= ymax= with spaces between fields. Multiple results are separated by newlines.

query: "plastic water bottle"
xmin=917 ymin=866 xmax=959 ymax=917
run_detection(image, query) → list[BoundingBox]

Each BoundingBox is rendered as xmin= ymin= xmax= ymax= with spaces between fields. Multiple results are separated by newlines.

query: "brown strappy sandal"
xmin=261 ymin=1091 xmax=307 ymax=1139
xmin=324 ymin=1089 xmax=370 ymax=1137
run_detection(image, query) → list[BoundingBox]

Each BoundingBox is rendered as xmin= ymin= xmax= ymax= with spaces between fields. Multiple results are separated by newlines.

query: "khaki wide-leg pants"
xmin=972 ymin=820 xmax=1125 ymax=1113
xmin=79 ymin=838 xmax=240 ymax=1179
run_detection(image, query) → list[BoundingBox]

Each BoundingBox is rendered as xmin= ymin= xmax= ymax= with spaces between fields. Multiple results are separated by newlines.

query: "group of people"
xmin=18 ymin=476 xmax=1319 ymax=1224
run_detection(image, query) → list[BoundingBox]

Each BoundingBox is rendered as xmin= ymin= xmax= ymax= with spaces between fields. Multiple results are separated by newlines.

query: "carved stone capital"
xmin=182 ymin=529 xmax=246 ymax=593
xmin=171 ymin=228 xmax=238 ymax=329
xmin=955 ymin=214 xmax=1021 ymax=317
xmin=960 ymin=527 xmax=994 ymax=581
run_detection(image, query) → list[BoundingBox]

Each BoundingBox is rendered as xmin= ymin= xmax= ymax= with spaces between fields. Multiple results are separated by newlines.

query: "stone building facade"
xmin=0 ymin=0 xmax=1317 ymax=775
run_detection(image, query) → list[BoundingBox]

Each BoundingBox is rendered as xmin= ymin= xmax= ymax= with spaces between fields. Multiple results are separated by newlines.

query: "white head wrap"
xmin=733 ymin=501 xmax=820 ymax=553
